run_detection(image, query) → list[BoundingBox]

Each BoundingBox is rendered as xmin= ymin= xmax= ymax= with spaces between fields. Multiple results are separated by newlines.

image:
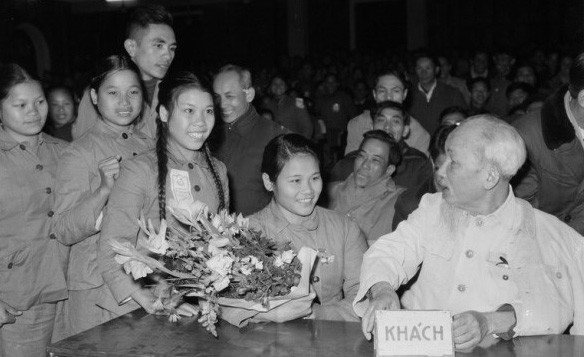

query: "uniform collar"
xmin=166 ymin=141 xmax=208 ymax=169
xmin=461 ymin=187 xmax=518 ymax=231
xmin=93 ymin=119 xmax=148 ymax=140
xmin=266 ymin=199 xmax=319 ymax=234
xmin=224 ymin=105 xmax=259 ymax=136
xmin=0 ymin=128 xmax=58 ymax=151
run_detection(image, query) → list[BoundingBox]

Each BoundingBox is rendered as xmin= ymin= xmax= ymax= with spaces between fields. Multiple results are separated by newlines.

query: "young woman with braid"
xmin=97 ymin=71 xmax=228 ymax=318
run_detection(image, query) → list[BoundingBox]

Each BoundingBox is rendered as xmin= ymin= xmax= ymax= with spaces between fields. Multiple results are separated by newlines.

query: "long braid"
xmin=203 ymin=143 xmax=226 ymax=211
xmin=156 ymin=118 xmax=169 ymax=221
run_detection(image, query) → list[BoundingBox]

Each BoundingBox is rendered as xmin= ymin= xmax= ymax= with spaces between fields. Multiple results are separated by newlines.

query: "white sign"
xmin=374 ymin=310 xmax=454 ymax=357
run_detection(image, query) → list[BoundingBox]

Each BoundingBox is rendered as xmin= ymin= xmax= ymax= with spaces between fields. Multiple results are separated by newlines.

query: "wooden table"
xmin=47 ymin=310 xmax=584 ymax=357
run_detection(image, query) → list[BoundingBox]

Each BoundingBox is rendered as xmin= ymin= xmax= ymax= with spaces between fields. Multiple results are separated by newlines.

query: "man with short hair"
xmin=330 ymin=130 xmax=406 ymax=245
xmin=513 ymin=52 xmax=584 ymax=235
xmin=72 ymin=5 xmax=177 ymax=140
xmin=345 ymin=70 xmax=430 ymax=156
xmin=330 ymin=101 xmax=431 ymax=190
xmin=354 ymin=116 xmax=584 ymax=350
xmin=212 ymin=64 xmax=288 ymax=216
xmin=409 ymin=55 xmax=467 ymax=134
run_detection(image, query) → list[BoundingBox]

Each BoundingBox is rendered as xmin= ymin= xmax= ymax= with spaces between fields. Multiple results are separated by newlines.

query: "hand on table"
xmin=453 ymin=310 xmax=490 ymax=350
xmin=0 ymin=300 xmax=22 ymax=327
xmin=361 ymin=282 xmax=400 ymax=340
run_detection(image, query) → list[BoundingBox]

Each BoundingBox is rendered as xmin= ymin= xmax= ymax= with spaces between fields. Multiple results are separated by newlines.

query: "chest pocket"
xmin=419 ymin=240 xmax=455 ymax=285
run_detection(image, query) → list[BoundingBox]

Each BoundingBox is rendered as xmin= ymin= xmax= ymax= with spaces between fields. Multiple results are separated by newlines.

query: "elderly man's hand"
xmin=361 ymin=282 xmax=400 ymax=340
xmin=453 ymin=310 xmax=490 ymax=350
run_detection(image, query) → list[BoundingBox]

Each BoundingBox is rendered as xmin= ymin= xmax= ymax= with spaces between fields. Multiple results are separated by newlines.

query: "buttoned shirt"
xmin=53 ymin=120 xmax=154 ymax=290
xmin=345 ymin=111 xmax=431 ymax=156
xmin=0 ymin=129 xmax=68 ymax=310
xmin=354 ymin=191 xmax=584 ymax=336
xmin=249 ymin=200 xmax=368 ymax=321
xmin=98 ymin=146 xmax=229 ymax=306
xmin=212 ymin=106 xmax=288 ymax=216
xmin=330 ymin=173 xmax=405 ymax=245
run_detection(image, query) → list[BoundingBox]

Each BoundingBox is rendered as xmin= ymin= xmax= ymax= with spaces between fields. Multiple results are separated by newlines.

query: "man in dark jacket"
xmin=513 ymin=53 xmax=584 ymax=235
xmin=212 ymin=64 xmax=288 ymax=216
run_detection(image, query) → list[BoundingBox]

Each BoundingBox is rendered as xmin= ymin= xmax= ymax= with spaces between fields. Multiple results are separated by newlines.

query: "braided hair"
xmin=155 ymin=71 xmax=226 ymax=221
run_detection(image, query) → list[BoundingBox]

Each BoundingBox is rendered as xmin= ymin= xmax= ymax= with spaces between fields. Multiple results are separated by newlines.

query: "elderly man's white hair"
xmin=459 ymin=114 xmax=526 ymax=180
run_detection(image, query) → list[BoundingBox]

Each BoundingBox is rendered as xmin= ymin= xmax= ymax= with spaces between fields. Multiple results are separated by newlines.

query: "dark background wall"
xmin=1 ymin=0 xmax=583 ymax=82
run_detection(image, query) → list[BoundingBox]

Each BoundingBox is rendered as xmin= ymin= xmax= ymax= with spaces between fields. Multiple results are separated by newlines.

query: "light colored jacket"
xmin=249 ymin=200 xmax=368 ymax=321
xmin=330 ymin=173 xmax=405 ymax=245
xmin=54 ymin=120 xmax=154 ymax=290
xmin=0 ymin=129 xmax=68 ymax=310
xmin=354 ymin=191 xmax=584 ymax=336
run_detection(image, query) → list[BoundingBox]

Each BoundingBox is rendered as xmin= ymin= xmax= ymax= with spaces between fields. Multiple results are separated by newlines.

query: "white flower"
xmin=211 ymin=215 xmax=224 ymax=233
xmin=137 ymin=218 xmax=169 ymax=255
xmin=273 ymin=255 xmax=284 ymax=268
xmin=206 ymin=255 xmax=234 ymax=277
xmin=281 ymin=250 xmax=296 ymax=264
xmin=212 ymin=275 xmax=230 ymax=291
xmin=236 ymin=213 xmax=249 ymax=228
xmin=115 ymin=255 xmax=153 ymax=279
xmin=240 ymin=264 xmax=253 ymax=276
xmin=167 ymin=198 xmax=208 ymax=226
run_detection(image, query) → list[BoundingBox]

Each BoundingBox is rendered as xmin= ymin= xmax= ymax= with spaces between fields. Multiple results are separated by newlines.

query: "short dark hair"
xmin=467 ymin=77 xmax=491 ymax=92
xmin=359 ymin=130 xmax=402 ymax=166
xmin=439 ymin=106 xmax=468 ymax=123
xmin=415 ymin=54 xmax=440 ymax=68
xmin=125 ymin=5 xmax=173 ymax=40
xmin=262 ymin=134 xmax=320 ymax=182
xmin=429 ymin=125 xmax=456 ymax=162
xmin=0 ymin=63 xmax=34 ymax=104
xmin=375 ymin=69 xmax=409 ymax=90
xmin=372 ymin=100 xmax=410 ymax=126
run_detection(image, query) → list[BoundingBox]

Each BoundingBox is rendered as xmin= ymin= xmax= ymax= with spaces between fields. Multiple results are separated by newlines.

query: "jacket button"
xmin=7 ymin=262 xmax=13 ymax=269
xmin=19 ymin=144 xmax=26 ymax=150
xmin=49 ymin=233 xmax=56 ymax=239
xmin=47 ymin=211 xmax=54 ymax=217
xmin=465 ymin=250 xmax=474 ymax=258
xmin=188 ymin=163 xmax=194 ymax=169
xmin=133 ymin=152 xmax=137 ymax=156
xmin=194 ymin=185 xmax=200 ymax=192
xmin=311 ymin=276 xmax=320 ymax=283
xmin=564 ymin=215 xmax=572 ymax=223
xmin=122 ymin=133 xmax=128 ymax=139
xmin=36 ymin=164 xmax=43 ymax=171
xmin=45 ymin=187 xmax=52 ymax=194
xmin=457 ymin=284 xmax=466 ymax=292
xmin=502 ymin=275 xmax=509 ymax=280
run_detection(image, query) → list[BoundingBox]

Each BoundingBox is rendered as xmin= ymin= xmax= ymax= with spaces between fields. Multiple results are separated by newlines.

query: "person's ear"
xmin=385 ymin=164 xmax=396 ymax=177
xmin=402 ymin=124 xmax=410 ymax=138
xmin=262 ymin=173 xmax=274 ymax=192
xmin=244 ymin=87 xmax=255 ymax=103
xmin=124 ymin=39 xmax=137 ymax=58
xmin=90 ymin=89 xmax=98 ymax=106
xmin=159 ymin=105 xmax=169 ymax=123
xmin=484 ymin=165 xmax=500 ymax=190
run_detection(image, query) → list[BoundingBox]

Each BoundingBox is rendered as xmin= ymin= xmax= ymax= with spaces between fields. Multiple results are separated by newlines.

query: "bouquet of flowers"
xmin=110 ymin=198 xmax=316 ymax=336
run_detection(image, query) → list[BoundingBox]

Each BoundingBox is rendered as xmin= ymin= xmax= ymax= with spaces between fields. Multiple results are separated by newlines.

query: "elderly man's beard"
xmin=439 ymin=199 xmax=468 ymax=234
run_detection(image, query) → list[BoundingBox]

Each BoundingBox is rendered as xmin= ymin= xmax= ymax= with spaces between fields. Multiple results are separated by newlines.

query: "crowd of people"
xmin=2 ymin=4 xmax=584 ymax=356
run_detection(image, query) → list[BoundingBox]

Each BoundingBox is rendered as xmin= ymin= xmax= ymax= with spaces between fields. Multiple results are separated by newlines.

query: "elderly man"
xmin=330 ymin=130 xmax=406 ymax=245
xmin=354 ymin=116 xmax=584 ymax=350
xmin=72 ymin=5 xmax=176 ymax=140
xmin=212 ymin=64 xmax=288 ymax=216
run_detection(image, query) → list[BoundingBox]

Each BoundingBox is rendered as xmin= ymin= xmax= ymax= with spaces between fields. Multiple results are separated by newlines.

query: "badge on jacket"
xmin=295 ymin=98 xmax=305 ymax=109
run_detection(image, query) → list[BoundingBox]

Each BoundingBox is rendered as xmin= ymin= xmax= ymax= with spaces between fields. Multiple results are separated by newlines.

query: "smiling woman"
xmin=0 ymin=63 xmax=68 ymax=357
xmin=248 ymin=134 xmax=368 ymax=322
xmin=97 ymin=71 xmax=229 ymax=323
